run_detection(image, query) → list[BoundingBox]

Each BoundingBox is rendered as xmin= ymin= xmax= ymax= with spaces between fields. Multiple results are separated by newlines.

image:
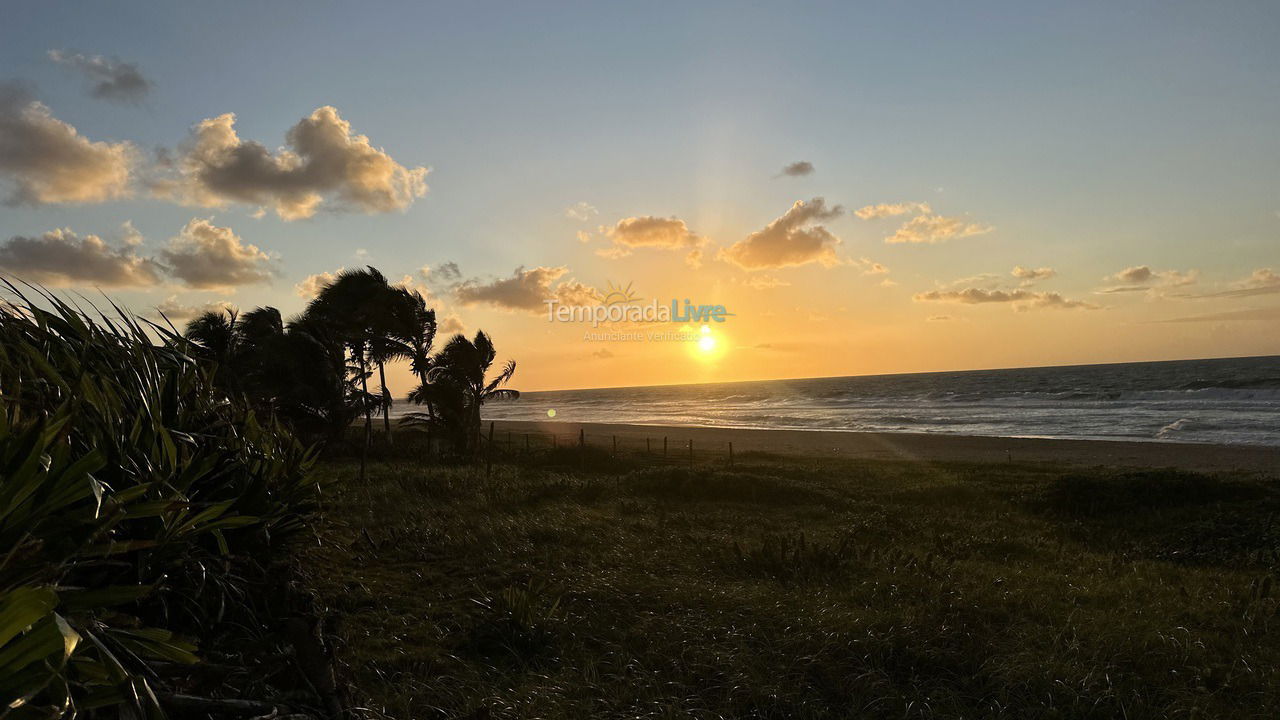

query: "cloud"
xmin=1150 ymin=306 xmax=1280 ymax=324
xmin=1195 ymin=268 xmax=1280 ymax=299
xmin=777 ymin=161 xmax=814 ymax=177
xmin=886 ymin=213 xmax=992 ymax=244
xmin=155 ymin=106 xmax=428 ymax=220
xmin=853 ymin=202 xmax=931 ymax=219
xmin=439 ymin=313 xmax=465 ymax=335
xmin=0 ymin=226 xmax=162 ymax=287
xmin=927 ymin=315 xmax=953 ymax=322
xmin=454 ymin=266 xmax=595 ymax=313
xmin=152 ymin=296 xmax=234 ymax=322
xmin=48 ymin=50 xmax=151 ymax=103
xmin=914 ymin=287 xmax=1098 ymax=310
xmin=1011 ymin=266 xmax=1056 ymax=282
xmin=590 ymin=348 xmax=616 ymax=359
xmin=598 ymin=216 xmax=706 ymax=267
xmin=564 ymin=201 xmax=597 ymax=221
xmin=739 ymin=275 xmax=790 ymax=290
xmin=719 ymin=197 xmax=844 ymax=270
xmin=425 ymin=261 xmax=462 ymax=284
xmin=0 ymin=83 xmax=134 ymax=205
xmin=1110 ymin=265 xmax=1153 ymax=284
xmin=295 ymin=268 xmax=342 ymax=298
xmin=1100 ymin=266 xmax=1199 ymax=294
xmin=853 ymin=258 xmax=889 ymax=275
xmin=160 ymin=218 xmax=272 ymax=290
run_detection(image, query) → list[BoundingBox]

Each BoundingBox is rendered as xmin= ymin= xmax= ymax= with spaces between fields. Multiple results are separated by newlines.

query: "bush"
xmin=0 ymin=286 xmax=318 ymax=717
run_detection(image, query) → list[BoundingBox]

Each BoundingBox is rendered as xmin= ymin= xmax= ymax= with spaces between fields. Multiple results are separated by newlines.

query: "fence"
xmin=473 ymin=423 xmax=738 ymax=474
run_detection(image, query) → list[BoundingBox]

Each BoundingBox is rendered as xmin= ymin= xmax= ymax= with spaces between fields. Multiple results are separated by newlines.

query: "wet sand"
xmin=489 ymin=420 xmax=1280 ymax=475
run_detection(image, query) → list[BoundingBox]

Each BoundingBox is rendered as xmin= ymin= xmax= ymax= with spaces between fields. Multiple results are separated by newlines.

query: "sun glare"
xmin=692 ymin=324 xmax=726 ymax=361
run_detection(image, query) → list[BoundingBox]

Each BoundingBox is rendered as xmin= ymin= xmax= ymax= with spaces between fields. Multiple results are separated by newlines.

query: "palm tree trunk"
xmin=358 ymin=352 xmax=372 ymax=482
xmin=378 ymin=360 xmax=393 ymax=445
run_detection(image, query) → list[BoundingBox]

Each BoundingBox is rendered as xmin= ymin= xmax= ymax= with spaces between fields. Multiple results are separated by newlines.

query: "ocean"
xmin=476 ymin=355 xmax=1280 ymax=447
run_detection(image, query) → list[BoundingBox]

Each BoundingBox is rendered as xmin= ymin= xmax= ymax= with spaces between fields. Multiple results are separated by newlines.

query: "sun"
xmin=691 ymin=324 xmax=726 ymax=361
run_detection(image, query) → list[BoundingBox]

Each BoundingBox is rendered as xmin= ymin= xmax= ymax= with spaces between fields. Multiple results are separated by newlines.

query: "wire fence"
xmin=475 ymin=423 xmax=739 ymax=470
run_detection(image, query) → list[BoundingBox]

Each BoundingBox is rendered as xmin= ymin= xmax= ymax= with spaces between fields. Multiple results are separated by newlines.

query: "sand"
xmin=488 ymin=420 xmax=1280 ymax=475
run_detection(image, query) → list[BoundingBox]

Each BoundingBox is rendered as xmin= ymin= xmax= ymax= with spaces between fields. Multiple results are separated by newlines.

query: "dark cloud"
xmin=154 ymin=106 xmax=428 ymax=220
xmin=777 ymin=161 xmax=814 ymax=177
xmin=455 ymin=266 xmax=595 ymax=313
xmin=0 ymin=226 xmax=161 ymax=287
xmin=719 ymin=198 xmax=843 ymax=270
xmin=0 ymin=82 xmax=134 ymax=205
xmin=48 ymin=50 xmax=151 ymax=103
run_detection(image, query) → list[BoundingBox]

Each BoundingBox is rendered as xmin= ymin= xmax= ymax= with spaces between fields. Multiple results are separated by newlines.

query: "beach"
xmin=491 ymin=419 xmax=1280 ymax=474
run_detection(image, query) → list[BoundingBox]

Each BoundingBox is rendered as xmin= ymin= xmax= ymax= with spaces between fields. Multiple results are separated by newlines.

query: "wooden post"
xmin=553 ymin=434 xmax=558 ymax=449
xmin=485 ymin=421 xmax=495 ymax=478
xmin=612 ymin=435 xmax=617 ymax=456
xmin=729 ymin=441 xmax=734 ymax=467
xmin=579 ymin=427 xmax=585 ymax=447
xmin=646 ymin=437 xmax=651 ymax=453
xmin=663 ymin=436 xmax=668 ymax=457
xmin=688 ymin=439 xmax=694 ymax=468
xmin=524 ymin=433 xmax=530 ymax=453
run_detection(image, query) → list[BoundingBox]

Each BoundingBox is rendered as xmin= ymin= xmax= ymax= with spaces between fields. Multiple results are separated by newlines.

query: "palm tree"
xmin=384 ymin=287 xmax=437 ymax=423
xmin=419 ymin=331 xmax=519 ymax=454
xmin=183 ymin=308 xmax=239 ymax=367
xmin=304 ymin=267 xmax=393 ymax=452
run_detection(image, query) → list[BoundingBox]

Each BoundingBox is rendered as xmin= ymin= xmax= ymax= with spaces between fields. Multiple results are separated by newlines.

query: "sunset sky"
xmin=2 ymin=1 xmax=1278 ymax=392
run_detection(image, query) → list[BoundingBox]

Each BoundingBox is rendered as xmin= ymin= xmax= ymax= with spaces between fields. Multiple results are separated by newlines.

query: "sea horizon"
xmin=465 ymin=354 xmax=1280 ymax=447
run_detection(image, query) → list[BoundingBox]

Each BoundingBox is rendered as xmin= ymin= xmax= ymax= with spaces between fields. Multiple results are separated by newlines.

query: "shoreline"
xmin=488 ymin=419 xmax=1280 ymax=474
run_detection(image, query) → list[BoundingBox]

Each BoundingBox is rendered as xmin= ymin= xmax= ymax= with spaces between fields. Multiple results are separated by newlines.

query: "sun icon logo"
xmin=599 ymin=280 xmax=641 ymax=306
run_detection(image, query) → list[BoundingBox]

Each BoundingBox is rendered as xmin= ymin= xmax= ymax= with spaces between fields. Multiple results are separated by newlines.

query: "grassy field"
xmin=300 ymin=436 xmax=1280 ymax=719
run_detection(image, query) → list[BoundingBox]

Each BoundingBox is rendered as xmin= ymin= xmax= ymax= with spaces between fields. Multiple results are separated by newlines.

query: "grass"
xmin=300 ymin=434 xmax=1280 ymax=719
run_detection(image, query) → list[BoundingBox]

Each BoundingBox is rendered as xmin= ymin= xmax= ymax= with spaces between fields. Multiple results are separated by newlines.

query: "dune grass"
xmin=301 ymin=436 xmax=1280 ymax=719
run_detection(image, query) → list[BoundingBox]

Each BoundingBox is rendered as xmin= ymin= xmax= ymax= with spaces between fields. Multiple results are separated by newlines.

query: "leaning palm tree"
xmin=420 ymin=331 xmax=519 ymax=454
xmin=304 ymin=267 xmax=393 ymax=453
xmin=383 ymin=287 xmax=437 ymax=423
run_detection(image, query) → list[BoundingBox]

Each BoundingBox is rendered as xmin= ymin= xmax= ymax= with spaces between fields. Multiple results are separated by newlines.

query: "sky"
xmin=1 ymin=0 xmax=1278 ymax=392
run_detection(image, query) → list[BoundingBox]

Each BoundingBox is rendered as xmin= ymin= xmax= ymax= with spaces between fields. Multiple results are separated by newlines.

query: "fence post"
xmin=579 ymin=427 xmax=585 ymax=447
xmin=729 ymin=441 xmax=734 ymax=467
xmin=485 ymin=421 xmax=495 ymax=478
xmin=612 ymin=435 xmax=617 ymax=456
xmin=663 ymin=436 xmax=668 ymax=458
xmin=646 ymin=437 xmax=651 ymax=454
xmin=688 ymin=439 xmax=694 ymax=468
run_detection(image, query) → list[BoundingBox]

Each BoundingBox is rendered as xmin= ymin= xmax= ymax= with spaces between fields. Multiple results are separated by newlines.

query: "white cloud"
xmin=565 ymin=201 xmax=597 ymax=221
xmin=853 ymin=202 xmax=931 ymax=220
xmin=295 ymin=268 xmax=343 ymax=299
xmin=886 ymin=213 xmax=992 ymax=244
xmin=152 ymin=296 xmax=234 ymax=322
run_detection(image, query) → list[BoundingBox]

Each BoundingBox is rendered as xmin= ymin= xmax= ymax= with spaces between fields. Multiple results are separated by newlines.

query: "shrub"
xmin=0 ymin=285 xmax=318 ymax=717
